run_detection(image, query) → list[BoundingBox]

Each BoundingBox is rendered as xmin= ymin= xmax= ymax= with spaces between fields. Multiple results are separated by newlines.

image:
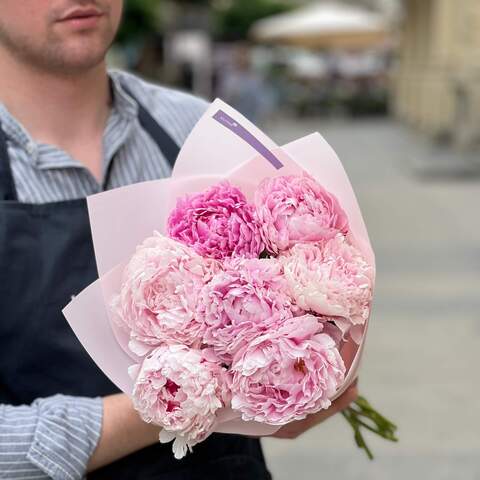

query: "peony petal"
xmin=128 ymin=363 xmax=141 ymax=382
xmin=159 ymin=429 xmax=176 ymax=444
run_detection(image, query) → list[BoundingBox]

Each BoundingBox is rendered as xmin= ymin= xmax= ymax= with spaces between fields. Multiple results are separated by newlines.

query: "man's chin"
xmin=39 ymin=42 xmax=110 ymax=75
xmin=40 ymin=28 xmax=113 ymax=70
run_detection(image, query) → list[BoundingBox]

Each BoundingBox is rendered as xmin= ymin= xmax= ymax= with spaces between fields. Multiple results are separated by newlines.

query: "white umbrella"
xmin=250 ymin=2 xmax=389 ymax=49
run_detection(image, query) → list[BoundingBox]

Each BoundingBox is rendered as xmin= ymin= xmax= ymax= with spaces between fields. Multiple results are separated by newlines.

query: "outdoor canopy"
xmin=250 ymin=2 xmax=390 ymax=49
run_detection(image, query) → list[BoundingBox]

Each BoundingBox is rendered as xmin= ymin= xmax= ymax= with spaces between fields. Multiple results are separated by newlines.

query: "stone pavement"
xmin=260 ymin=117 xmax=480 ymax=480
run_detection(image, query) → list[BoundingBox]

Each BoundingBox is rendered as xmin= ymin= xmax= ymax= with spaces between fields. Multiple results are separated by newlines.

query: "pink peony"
xmin=230 ymin=315 xmax=345 ymax=424
xmin=112 ymin=233 xmax=219 ymax=354
xmin=254 ymin=173 xmax=349 ymax=254
xmin=131 ymin=344 xmax=226 ymax=459
xmin=197 ymin=257 xmax=295 ymax=363
xmin=167 ymin=181 xmax=263 ymax=259
xmin=279 ymin=235 xmax=373 ymax=340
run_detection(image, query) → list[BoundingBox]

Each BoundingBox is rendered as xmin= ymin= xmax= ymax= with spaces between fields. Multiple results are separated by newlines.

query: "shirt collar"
xmin=109 ymin=71 xmax=139 ymax=120
xmin=0 ymin=103 xmax=37 ymax=158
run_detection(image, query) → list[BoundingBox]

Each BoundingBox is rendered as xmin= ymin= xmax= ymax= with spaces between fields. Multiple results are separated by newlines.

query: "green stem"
xmin=342 ymin=410 xmax=374 ymax=460
xmin=347 ymin=408 xmax=398 ymax=440
xmin=354 ymin=396 xmax=398 ymax=429
xmin=341 ymin=396 xmax=398 ymax=461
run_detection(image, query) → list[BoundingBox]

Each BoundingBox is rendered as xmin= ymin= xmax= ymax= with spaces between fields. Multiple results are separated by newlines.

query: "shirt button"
xmin=26 ymin=142 xmax=35 ymax=155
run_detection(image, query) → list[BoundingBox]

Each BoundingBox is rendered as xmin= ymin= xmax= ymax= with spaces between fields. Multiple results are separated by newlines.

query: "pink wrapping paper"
xmin=63 ymin=99 xmax=375 ymax=436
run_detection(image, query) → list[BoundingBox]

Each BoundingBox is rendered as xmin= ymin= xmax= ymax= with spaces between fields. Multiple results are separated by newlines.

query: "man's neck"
xmin=0 ymin=47 xmax=111 ymax=149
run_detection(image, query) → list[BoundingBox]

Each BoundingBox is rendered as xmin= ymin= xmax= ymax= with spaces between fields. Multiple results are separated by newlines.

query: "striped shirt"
xmin=0 ymin=70 xmax=208 ymax=479
xmin=0 ymin=396 xmax=102 ymax=480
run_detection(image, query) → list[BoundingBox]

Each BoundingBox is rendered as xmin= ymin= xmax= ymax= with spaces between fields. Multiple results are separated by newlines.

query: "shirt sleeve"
xmin=0 ymin=394 xmax=103 ymax=480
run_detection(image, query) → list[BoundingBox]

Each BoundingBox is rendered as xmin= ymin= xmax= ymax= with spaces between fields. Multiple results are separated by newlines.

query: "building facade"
xmin=392 ymin=0 xmax=480 ymax=148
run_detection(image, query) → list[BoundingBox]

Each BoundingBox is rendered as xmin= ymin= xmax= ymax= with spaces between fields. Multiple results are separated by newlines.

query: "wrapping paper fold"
xmin=63 ymin=99 xmax=375 ymax=436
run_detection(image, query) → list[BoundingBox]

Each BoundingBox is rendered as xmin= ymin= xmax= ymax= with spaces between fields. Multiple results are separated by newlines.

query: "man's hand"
xmin=271 ymin=382 xmax=358 ymax=440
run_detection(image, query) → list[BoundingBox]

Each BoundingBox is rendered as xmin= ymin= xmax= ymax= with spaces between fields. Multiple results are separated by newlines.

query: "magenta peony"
xmin=230 ymin=315 xmax=345 ymax=424
xmin=279 ymin=235 xmax=373 ymax=340
xmin=112 ymin=233 xmax=219 ymax=354
xmin=167 ymin=181 xmax=263 ymax=259
xmin=132 ymin=344 xmax=226 ymax=459
xmin=254 ymin=173 xmax=349 ymax=254
xmin=197 ymin=257 xmax=295 ymax=363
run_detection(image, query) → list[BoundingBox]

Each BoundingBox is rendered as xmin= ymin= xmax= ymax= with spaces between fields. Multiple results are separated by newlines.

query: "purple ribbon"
xmin=213 ymin=110 xmax=284 ymax=170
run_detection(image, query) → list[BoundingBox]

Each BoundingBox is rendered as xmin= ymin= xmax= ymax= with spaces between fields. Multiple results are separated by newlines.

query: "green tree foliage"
xmin=213 ymin=0 xmax=293 ymax=40
xmin=115 ymin=0 xmax=294 ymax=44
xmin=116 ymin=0 xmax=160 ymax=45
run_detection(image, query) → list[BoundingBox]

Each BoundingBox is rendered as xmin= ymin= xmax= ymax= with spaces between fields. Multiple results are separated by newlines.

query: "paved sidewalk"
xmin=261 ymin=117 xmax=480 ymax=480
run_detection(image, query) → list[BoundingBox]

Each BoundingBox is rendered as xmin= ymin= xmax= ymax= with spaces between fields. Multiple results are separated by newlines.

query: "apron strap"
xmin=0 ymin=125 xmax=16 ymax=201
xmin=120 ymin=84 xmax=180 ymax=168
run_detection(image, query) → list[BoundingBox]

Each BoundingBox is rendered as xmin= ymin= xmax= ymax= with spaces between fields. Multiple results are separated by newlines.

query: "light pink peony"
xmin=112 ymin=233 xmax=219 ymax=354
xmin=230 ymin=315 xmax=345 ymax=424
xmin=167 ymin=181 xmax=263 ymax=259
xmin=197 ymin=257 xmax=295 ymax=363
xmin=255 ymin=173 xmax=349 ymax=254
xmin=279 ymin=235 xmax=373 ymax=341
xmin=132 ymin=344 xmax=226 ymax=459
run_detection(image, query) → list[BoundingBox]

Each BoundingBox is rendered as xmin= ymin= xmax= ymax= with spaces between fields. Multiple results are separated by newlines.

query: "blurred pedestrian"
xmin=217 ymin=45 xmax=273 ymax=124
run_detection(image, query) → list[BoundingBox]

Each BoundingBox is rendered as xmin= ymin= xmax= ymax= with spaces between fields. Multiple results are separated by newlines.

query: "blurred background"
xmin=111 ymin=1 xmax=480 ymax=478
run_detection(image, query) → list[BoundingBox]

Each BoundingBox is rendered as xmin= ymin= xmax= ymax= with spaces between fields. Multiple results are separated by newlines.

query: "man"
xmin=0 ymin=1 xmax=357 ymax=478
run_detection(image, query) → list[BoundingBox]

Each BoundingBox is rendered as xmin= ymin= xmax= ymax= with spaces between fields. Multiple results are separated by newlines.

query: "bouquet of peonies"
xmin=63 ymin=100 xmax=397 ymax=461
